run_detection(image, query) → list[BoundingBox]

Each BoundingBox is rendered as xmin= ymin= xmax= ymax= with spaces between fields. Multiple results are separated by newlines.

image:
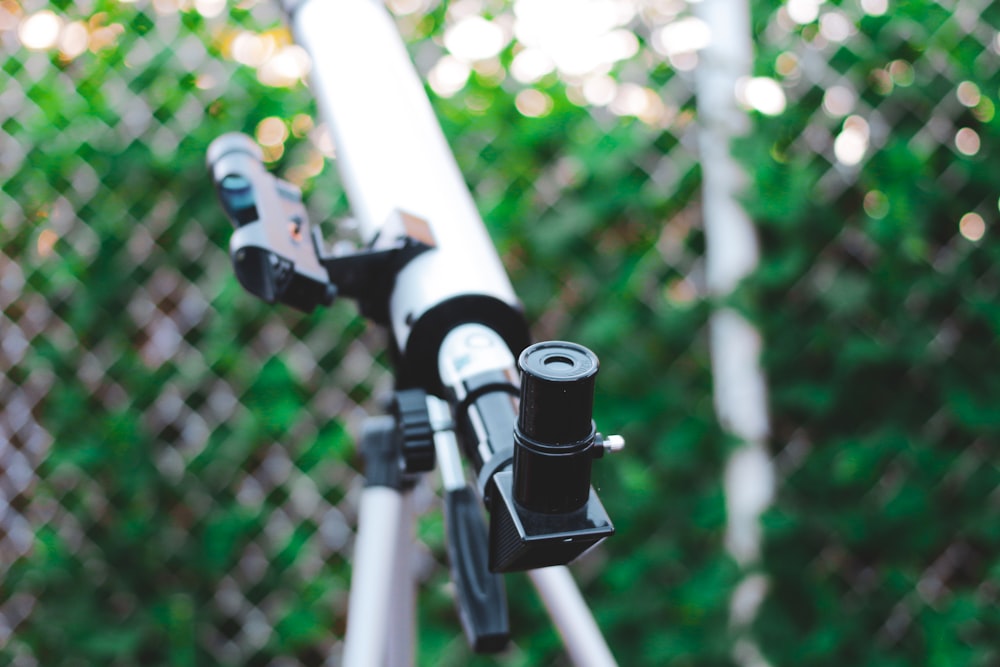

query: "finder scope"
xmin=207 ymin=133 xmax=335 ymax=313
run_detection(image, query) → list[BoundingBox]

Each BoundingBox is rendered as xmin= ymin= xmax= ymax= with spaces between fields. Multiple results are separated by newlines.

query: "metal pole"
xmin=386 ymin=490 xmax=416 ymax=667
xmin=343 ymin=486 xmax=406 ymax=667
xmin=528 ymin=567 xmax=617 ymax=667
xmin=693 ymin=0 xmax=774 ymax=664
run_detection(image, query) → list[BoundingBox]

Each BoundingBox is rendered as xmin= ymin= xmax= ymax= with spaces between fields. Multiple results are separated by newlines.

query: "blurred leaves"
xmin=4 ymin=0 xmax=996 ymax=666
xmin=744 ymin=0 xmax=1000 ymax=665
xmin=1 ymin=1 xmax=728 ymax=666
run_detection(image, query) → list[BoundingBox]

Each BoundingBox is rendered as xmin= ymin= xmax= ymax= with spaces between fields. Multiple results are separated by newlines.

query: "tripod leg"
xmin=528 ymin=566 xmax=618 ymax=667
xmin=386 ymin=489 xmax=416 ymax=667
xmin=343 ymin=485 xmax=406 ymax=667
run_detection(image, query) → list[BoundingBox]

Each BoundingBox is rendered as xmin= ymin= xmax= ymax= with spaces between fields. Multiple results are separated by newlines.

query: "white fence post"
xmin=693 ymin=1 xmax=775 ymax=664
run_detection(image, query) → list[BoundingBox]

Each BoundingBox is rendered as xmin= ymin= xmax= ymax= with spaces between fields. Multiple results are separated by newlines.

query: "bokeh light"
xmin=819 ymin=12 xmax=853 ymax=42
xmin=257 ymin=45 xmax=311 ymax=88
xmin=775 ymin=52 xmax=800 ymax=77
xmin=231 ymin=30 xmax=276 ymax=67
xmin=737 ymin=77 xmax=787 ymax=116
xmin=956 ymin=81 xmax=981 ymax=107
xmin=18 ymin=10 xmax=62 ymax=50
xmin=58 ymin=21 xmax=88 ymax=60
xmin=515 ymin=89 xmax=554 ymax=117
xmin=610 ymin=83 xmax=666 ymax=125
xmin=959 ymin=212 xmax=985 ymax=241
xmin=955 ymin=127 xmax=980 ymax=156
xmin=195 ymin=0 xmax=227 ymax=18
xmin=255 ymin=117 xmax=288 ymax=148
xmin=787 ymin=0 xmax=821 ymax=25
xmin=833 ymin=115 xmax=869 ymax=166
xmin=861 ymin=0 xmax=888 ymax=15
xmin=582 ymin=74 xmax=617 ymax=106
xmin=652 ymin=17 xmax=711 ymax=57
xmin=863 ymin=190 xmax=889 ymax=219
xmin=36 ymin=229 xmax=58 ymax=258
xmin=428 ymin=55 xmax=471 ymax=97
xmin=822 ymin=85 xmax=855 ymax=117
xmin=888 ymin=60 xmax=914 ymax=86
xmin=511 ymin=48 xmax=556 ymax=84
xmin=513 ymin=0 xmax=638 ymax=79
xmin=387 ymin=0 xmax=434 ymax=15
xmin=445 ymin=16 xmax=507 ymax=62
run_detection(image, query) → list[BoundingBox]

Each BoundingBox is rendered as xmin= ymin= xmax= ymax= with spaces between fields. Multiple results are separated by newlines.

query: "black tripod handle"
xmin=444 ymin=485 xmax=510 ymax=653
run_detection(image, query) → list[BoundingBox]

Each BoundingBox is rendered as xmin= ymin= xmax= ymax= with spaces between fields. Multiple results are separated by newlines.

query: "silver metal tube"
xmin=427 ymin=396 xmax=467 ymax=492
xmin=288 ymin=0 xmax=522 ymax=359
xmin=528 ymin=567 xmax=618 ymax=667
xmin=438 ymin=323 xmax=519 ymax=466
xmin=343 ymin=486 xmax=405 ymax=667
xmin=439 ymin=324 xmax=519 ymax=397
xmin=387 ymin=490 xmax=416 ymax=667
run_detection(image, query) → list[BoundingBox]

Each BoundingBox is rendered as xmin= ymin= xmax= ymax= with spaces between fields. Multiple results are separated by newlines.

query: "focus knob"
xmin=394 ymin=389 xmax=435 ymax=474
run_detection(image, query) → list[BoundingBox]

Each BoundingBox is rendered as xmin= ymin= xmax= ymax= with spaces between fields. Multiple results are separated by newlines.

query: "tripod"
xmin=344 ymin=362 xmax=619 ymax=666
xmin=207 ymin=1 xmax=624 ymax=664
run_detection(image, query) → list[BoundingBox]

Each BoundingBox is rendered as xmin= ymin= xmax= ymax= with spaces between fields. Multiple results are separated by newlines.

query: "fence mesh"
xmin=1 ymin=1 xmax=711 ymax=665
xmin=0 ymin=2 xmax=385 ymax=664
xmin=746 ymin=1 xmax=1000 ymax=665
xmin=1 ymin=0 xmax=996 ymax=665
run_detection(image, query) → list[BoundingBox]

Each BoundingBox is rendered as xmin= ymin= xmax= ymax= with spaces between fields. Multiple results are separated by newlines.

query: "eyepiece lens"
xmin=542 ymin=354 xmax=575 ymax=371
xmin=520 ymin=342 xmax=596 ymax=382
xmin=221 ymin=174 xmax=251 ymax=192
xmin=218 ymin=173 xmax=259 ymax=226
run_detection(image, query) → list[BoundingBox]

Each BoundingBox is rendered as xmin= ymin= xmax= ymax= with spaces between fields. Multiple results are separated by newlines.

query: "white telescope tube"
xmin=287 ymin=0 xmax=525 ymax=374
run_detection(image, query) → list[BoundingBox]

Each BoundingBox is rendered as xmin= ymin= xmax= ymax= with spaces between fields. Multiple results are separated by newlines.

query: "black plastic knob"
xmin=394 ymin=389 xmax=435 ymax=474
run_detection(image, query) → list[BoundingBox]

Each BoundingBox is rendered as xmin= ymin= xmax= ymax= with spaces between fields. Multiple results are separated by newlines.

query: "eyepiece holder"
xmin=488 ymin=341 xmax=614 ymax=572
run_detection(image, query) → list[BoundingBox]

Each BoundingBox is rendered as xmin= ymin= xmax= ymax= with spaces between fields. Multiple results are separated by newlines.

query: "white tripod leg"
xmin=343 ymin=411 xmax=418 ymax=667
xmin=529 ymin=566 xmax=618 ymax=667
xmin=343 ymin=486 xmax=406 ymax=667
xmin=386 ymin=489 xmax=416 ymax=667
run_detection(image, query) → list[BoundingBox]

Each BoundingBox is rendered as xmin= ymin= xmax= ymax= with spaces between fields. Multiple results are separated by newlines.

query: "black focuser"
xmin=393 ymin=389 xmax=436 ymax=474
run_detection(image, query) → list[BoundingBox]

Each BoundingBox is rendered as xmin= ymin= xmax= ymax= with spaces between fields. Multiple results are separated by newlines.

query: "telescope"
xmin=207 ymin=0 xmax=624 ymax=663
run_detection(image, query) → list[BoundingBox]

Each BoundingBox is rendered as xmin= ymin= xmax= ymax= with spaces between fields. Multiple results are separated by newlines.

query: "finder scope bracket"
xmin=206 ymin=133 xmax=434 ymax=320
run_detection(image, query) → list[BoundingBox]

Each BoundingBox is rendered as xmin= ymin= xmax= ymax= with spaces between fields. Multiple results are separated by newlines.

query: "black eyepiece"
xmin=513 ymin=341 xmax=599 ymax=514
xmin=517 ymin=341 xmax=598 ymax=445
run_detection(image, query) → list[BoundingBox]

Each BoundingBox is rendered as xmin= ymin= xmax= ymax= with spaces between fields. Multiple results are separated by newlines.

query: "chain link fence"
xmin=1 ymin=1 xmax=715 ymax=665
xmin=746 ymin=0 xmax=1000 ymax=664
xmin=1 ymin=2 xmax=386 ymax=664
xmin=1 ymin=0 xmax=996 ymax=665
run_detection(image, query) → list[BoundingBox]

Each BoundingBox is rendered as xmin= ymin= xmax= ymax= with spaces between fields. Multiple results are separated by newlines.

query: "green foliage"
xmin=741 ymin=1 xmax=1000 ymax=665
xmin=7 ymin=0 xmax=995 ymax=666
xmin=2 ymin=4 xmax=353 ymax=666
xmin=2 ymin=2 xmax=731 ymax=666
